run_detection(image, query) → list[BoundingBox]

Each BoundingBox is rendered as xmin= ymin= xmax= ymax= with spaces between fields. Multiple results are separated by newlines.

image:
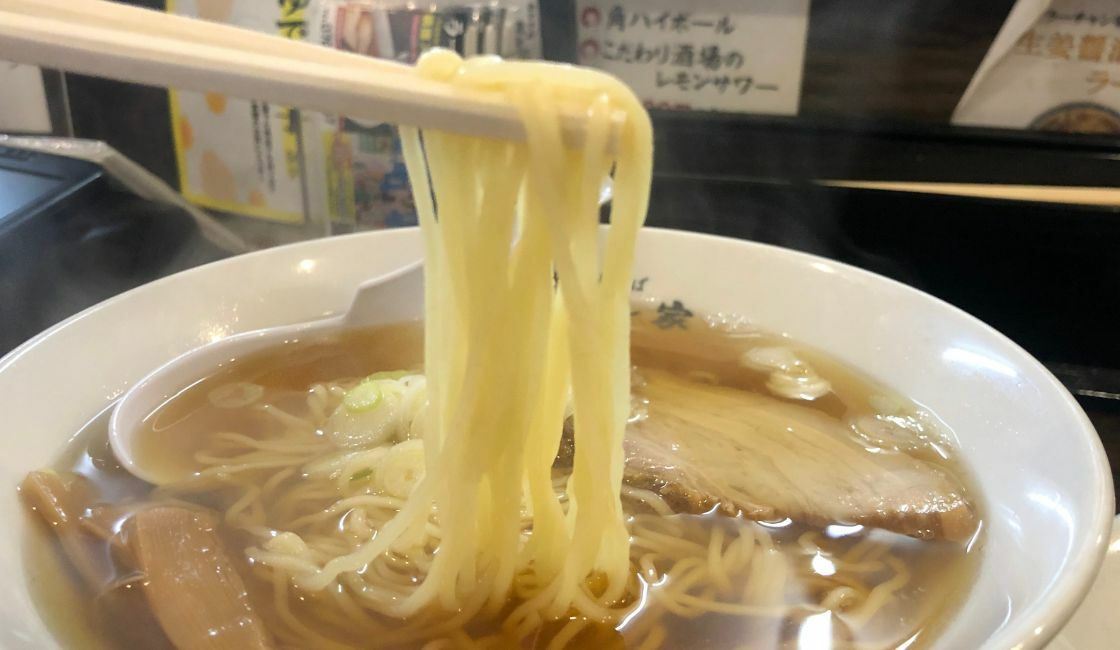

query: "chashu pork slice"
xmin=620 ymin=368 xmax=977 ymax=542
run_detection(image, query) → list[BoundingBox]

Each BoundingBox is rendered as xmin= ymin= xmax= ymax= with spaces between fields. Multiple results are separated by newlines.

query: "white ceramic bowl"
xmin=0 ymin=228 xmax=1111 ymax=649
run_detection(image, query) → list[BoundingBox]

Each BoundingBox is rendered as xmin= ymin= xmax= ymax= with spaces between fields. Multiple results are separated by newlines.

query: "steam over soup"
xmin=23 ymin=316 xmax=980 ymax=649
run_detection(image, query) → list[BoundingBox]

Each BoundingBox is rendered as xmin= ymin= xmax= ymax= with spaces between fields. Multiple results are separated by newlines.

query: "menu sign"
xmin=168 ymin=0 xmax=307 ymax=223
xmin=575 ymin=0 xmax=809 ymax=115
xmin=955 ymin=0 xmax=1120 ymax=134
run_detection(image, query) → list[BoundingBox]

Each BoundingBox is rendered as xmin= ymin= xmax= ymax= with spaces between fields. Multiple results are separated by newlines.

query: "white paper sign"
xmin=954 ymin=0 xmax=1120 ymax=133
xmin=575 ymin=0 xmax=809 ymax=115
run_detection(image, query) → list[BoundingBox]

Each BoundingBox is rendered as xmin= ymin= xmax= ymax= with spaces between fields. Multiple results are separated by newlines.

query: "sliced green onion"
xmin=349 ymin=467 xmax=374 ymax=482
xmin=344 ymin=381 xmax=384 ymax=413
xmin=366 ymin=370 xmax=411 ymax=381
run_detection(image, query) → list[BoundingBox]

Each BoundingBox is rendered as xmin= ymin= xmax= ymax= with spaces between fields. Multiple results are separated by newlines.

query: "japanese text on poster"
xmin=575 ymin=0 xmax=809 ymax=115
xmin=955 ymin=0 xmax=1120 ymax=133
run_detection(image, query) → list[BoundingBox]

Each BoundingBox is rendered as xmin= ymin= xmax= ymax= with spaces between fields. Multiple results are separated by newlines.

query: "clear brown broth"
xmin=24 ymin=313 xmax=980 ymax=649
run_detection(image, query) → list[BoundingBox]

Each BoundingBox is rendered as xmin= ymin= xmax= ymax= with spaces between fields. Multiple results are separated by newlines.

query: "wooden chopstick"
xmin=0 ymin=0 xmax=624 ymax=146
xmin=821 ymin=180 xmax=1120 ymax=207
xmin=0 ymin=8 xmax=520 ymax=138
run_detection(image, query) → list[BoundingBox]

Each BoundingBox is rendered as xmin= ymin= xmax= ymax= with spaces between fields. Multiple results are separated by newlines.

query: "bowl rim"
xmin=2 ymin=226 xmax=1113 ymax=649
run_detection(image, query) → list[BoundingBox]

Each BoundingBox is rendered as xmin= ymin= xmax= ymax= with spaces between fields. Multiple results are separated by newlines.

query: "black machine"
xmin=0 ymin=143 xmax=232 ymax=354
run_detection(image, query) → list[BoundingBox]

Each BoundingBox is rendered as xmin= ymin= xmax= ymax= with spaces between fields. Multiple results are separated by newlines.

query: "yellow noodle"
xmin=708 ymin=525 xmax=733 ymax=595
xmin=141 ymin=47 xmax=941 ymax=648
xmin=848 ymin=557 xmax=911 ymax=625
